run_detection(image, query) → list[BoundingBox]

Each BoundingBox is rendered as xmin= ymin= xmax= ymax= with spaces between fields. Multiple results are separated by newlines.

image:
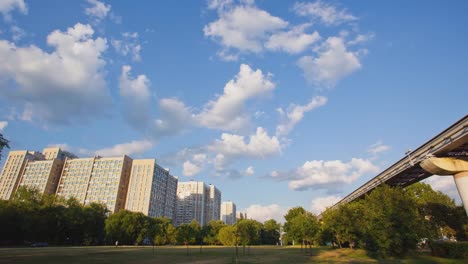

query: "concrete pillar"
xmin=454 ymin=171 xmax=468 ymax=215
xmin=420 ymin=157 xmax=468 ymax=215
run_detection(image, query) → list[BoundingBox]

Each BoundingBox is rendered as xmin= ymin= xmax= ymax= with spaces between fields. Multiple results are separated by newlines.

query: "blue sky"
xmin=0 ymin=0 xmax=467 ymax=222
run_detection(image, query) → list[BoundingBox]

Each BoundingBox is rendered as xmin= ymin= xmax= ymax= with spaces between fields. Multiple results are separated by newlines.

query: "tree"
xmin=283 ymin=207 xmax=319 ymax=252
xmin=405 ymin=182 xmax=465 ymax=240
xmin=153 ymin=217 xmax=176 ymax=245
xmin=360 ymin=185 xmax=420 ymax=258
xmin=262 ymin=219 xmax=280 ymax=245
xmin=0 ymin=132 xmax=9 ymax=162
xmin=218 ymin=225 xmax=237 ymax=246
xmin=202 ymin=220 xmax=226 ymax=245
xmin=320 ymin=201 xmax=363 ymax=248
xmin=283 ymin=207 xmax=307 ymax=246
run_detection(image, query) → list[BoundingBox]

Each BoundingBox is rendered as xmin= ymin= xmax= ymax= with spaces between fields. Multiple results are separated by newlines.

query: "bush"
xmin=431 ymin=241 xmax=468 ymax=258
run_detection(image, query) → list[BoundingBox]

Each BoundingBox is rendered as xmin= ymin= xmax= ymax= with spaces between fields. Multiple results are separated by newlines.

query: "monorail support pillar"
xmin=420 ymin=157 xmax=468 ymax=215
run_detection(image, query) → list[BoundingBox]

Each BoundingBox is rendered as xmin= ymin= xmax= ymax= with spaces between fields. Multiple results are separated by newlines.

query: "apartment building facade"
xmin=125 ymin=159 xmax=178 ymax=219
xmin=220 ymin=201 xmax=237 ymax=225
xmin=175 ymin=181 xmax=221 ymax=226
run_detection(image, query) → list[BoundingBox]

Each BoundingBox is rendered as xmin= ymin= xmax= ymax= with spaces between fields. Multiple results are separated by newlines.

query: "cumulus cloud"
xmin=348 ymin=32 xmax=375 ymax=46
xmin=195 ymin=64 xmax=275 ymax=131
xmin=0 ymin=0 xmax=27 ymax=21
xmin=0 ymin=121 xmax=8 ymax=131
xmin=367 ymin=141 xmax=390 ymax=155
xmin=265 ymin=24 xmax=320 ymax=54
xmin=204 ymin=5 xmax=288 ymax=53
xmin=10 ymin=25 xmax=25 ymax=41
xmin=183 ymin=160 xmax=202 ymax=177
xmin=242 ymin=203 xmax=288 ymax=223
xmin=210 ymin=127 xmax=281 ymax=161
xmin=0 ymin=23 xmax=109 ymax=125
xmin=298 ymin=36 xmax=361 ymax=88
xmin=276 ymin=96 xmax=327 ymax=137
xmin=111 ymin=32 xmax=142 ymax=61
xmin=271 ymin=158 xmax=379 ymax=191
xmin=95 ymin=139 xmax=153 ymax=157
xmin=293 ymin=1 xmax=357 ymax=26
xmin=423 ymin=176 xmax=461 ymax=204
xmin=152 ymin=98 xmax=194 ymax=137
xmin=310 ymin=195 xmax=342 ymax=215
xmin=85 ymin=0 xmax=111 ymax=23
xmin=119 ymin=65 xmax=151 ymax=130
xmin=244 ymin=165 xmax=254 ymax=176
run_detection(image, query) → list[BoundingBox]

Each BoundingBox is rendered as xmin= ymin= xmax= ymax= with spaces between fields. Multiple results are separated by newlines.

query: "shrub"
xmin=430 ymin=241 xmax=468 ymax=258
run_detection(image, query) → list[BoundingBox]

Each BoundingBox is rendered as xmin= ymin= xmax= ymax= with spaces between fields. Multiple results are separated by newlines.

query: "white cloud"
xmin=293 ymin=1 xmax=357 ymax=26
xmin=85 ymin=0 xmax=111 ymax=23
xmin=265 ymin=24 xmax=320 ymax=54
xmin=0 ymin=121 xmax=8 ymax=131
xmin=244 ymin=165 xmax=254 ymax=176
xmin=193 ymin=153 xmax=207 ymax=163
xmin=298 ymin=36 xmax=361 ymax=88
xmin=348 ymin=33 xmax=375 ymax=46
xmin=423 ymin=176 xmax=461 ymax=204
xmin=152 ymin=98 xmax=193 ymax=137
xmin=276 ymin=96 xmax=327 ymax=136
xmin=242 ymin=204 xmax=288 ymax=223
xmin=119 ymin=65 xmax=151 ymax=130
xmin=10 ymin=25 xmax=25 ymax=41
xmin=210 ymin=127 xmax=281 ymax=160
xmin=111 ymin=32 xmax=142 ymax=61
xmin=0 ymin=23 xmax=109 ymax=125
xmin=271 ymin=158 xmax=379 ymax=191
xmin=119 ymin=65 xmax=150 ymax=100
xmin=95 ymin=139 xmax=153 ymax=157
xmin=310 ymin=195 xmax=341 ymax=215
xmin=0 ymin=0 xmax=27 ymax=20
xmin=207 ymin=0 xmax=233 ymax=11
xmin=183 ymin=160 xmax=202 ymax=177
xmin=204 ymin=5 xmax=288 ymax=54
xmin=196 ymin=64 xmax=275 ymax=131
xmin=367 ymin=141 xmax=390 ymax=155
xmin=46 ymin=143 xmax=72 ymax=152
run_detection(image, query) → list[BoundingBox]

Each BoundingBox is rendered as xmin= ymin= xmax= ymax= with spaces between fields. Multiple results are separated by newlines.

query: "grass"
xmin=0 ymin=245 xmax=465 ymax=264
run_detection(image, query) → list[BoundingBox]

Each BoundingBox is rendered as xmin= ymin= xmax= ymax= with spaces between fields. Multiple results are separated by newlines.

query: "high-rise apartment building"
xmin=175 ymin=181 xmax=221 ymax=226
xmin=84 ymin=156 xmax=132 ymax=213
xmin=206 ymin=185 xmax=221 ymax=224
xmin=220 ymin=201 xmax=237 ymax=225
xmin=0 ymin=150 xmax=44 ymax=200
xmin=125 ymin=159 xmax=178 ymax=219
xmin=56 ymin=158 xmax=95 ymax=203
xmin=57 ymin=155 xmax=132 ymax=213
xmin=19 ymin=159 xmax=64 ymax=196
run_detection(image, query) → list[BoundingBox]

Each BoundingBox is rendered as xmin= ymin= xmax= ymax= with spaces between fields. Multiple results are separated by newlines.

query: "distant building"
xmin=57 ymin=155 xmax=133 ymax=213
xmin=0 ymin=150 xmax=43 ymax=200
xmin=220 ymin=201 xmax=236 ymax=225
xmin=125 ymin=159 xmax=178 ymax=219
xmin=19 ymin=158 xmax=64 ymax=196
xmin=175 ymin=181 xmax=221 ymax=226
xmin=206 ymin=184 xmax=221 ymax=224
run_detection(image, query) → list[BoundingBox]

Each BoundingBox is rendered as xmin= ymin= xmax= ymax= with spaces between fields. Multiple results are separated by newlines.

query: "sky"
xmin=0 ymin=0 xmax=467 ymax=223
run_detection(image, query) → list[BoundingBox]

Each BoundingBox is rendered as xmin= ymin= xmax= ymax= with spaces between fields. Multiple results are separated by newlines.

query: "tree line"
xmin=0 ymin=187 xmax=281 ymax=247
xmin=1 ymin=183 xmax=466 ymax=258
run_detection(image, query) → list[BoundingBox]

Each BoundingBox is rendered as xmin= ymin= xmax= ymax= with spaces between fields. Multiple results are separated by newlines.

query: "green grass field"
xmin=0 ymin=246 xmax=465 ymax=264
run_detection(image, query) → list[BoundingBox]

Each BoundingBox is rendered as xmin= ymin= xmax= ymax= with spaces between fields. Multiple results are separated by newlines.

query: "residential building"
xmin=206 ymin=184 xmax=221 ymax=224
xmin=175 ymin=181 xmax=222 ymax=226
xmin=125 ymin=159 xmax=178 ymax=219
xmin=56 ymin=157 xmax=95 ymax=203
xmin=0 ymin=150 xmax=44 ymax=200
xmin=57 ymin=155 xmax=132 ymax=213
xmin=19 ymin=158 xmax=64 ymax=196
xmin=175 ymin=181 xmax=209 ymax=226
xmin=220 ymin=201 xmax=237 ymax=225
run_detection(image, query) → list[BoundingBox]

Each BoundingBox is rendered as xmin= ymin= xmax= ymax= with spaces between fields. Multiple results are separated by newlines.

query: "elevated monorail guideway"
xmin=326 ymin=115 xmax=468 ymax=215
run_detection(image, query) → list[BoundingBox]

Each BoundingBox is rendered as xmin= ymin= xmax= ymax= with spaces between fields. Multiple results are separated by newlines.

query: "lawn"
xmin=0 ymin=246 xmax=465 ymax=264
